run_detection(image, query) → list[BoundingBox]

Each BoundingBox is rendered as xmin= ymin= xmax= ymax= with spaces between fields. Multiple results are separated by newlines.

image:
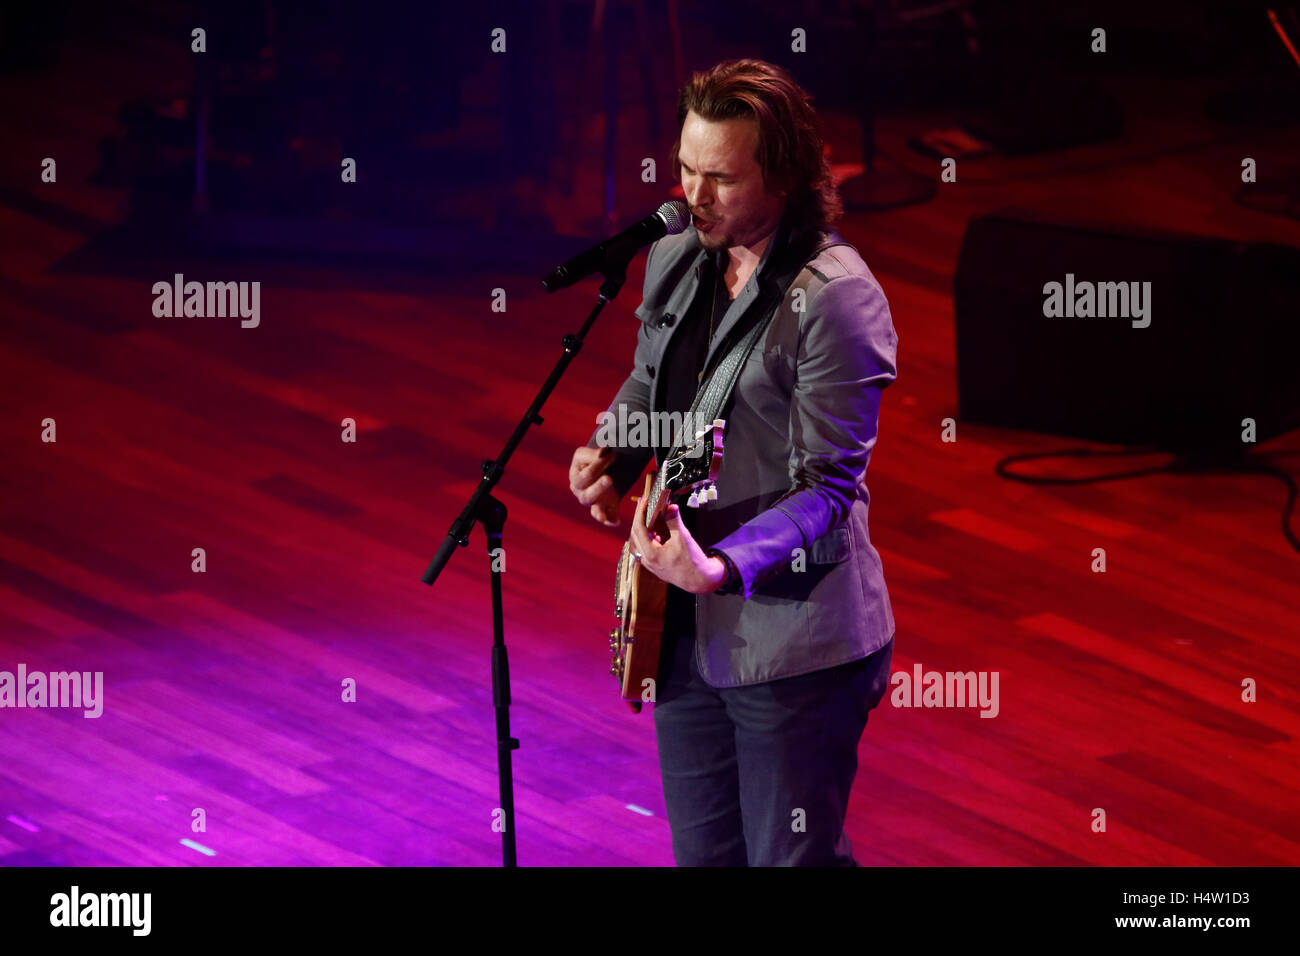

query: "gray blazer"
xmin=589 ymin=218 xmax=898 ymax=687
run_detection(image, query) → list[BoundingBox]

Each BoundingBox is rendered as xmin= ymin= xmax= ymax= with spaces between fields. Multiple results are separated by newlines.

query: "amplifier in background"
xmin=954 ymin=208 xmax=1300 ymax=458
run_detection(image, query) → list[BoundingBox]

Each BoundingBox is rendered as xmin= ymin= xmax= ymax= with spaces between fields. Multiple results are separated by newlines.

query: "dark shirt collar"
xmin=703 ymin=215 xmax=793 ymax=282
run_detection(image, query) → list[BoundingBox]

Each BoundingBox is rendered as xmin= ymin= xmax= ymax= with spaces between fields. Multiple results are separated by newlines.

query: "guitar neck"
xmin=644 ymin=471 xmax=667 ymax=527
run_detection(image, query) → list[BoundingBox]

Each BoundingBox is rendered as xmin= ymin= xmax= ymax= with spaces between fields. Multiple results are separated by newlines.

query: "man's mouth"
xmin=695 ymin=215 xmax=716 ymax=232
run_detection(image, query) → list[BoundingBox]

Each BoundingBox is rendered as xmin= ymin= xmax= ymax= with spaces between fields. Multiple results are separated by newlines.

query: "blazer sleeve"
xmin=585 ymin=240 xmax=660 ymax=499
xmin=707 ymin=271 xmax=899 ymax=599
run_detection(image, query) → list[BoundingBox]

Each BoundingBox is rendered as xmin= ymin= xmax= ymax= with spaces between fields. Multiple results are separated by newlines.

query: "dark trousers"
xmin=652 ymin=629 xmax=894 ymax=866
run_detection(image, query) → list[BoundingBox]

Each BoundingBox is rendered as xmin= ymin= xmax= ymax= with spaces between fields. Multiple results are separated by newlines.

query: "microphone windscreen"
xmin=658 ymin=200 xmax=691 ymax=235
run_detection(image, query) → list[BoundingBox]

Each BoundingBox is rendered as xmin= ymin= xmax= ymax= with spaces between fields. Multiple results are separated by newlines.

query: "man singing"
xmin=568 ymin=58 xmax=898 ymax=866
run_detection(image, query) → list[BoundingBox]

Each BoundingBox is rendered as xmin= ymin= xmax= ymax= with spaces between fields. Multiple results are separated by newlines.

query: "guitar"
xmin=609 ymin=419 xmax=726 ymax=713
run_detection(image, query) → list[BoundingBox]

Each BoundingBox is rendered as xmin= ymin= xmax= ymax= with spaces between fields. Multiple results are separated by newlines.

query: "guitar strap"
xmin=664 ymin=228 xmax=852 ymax=465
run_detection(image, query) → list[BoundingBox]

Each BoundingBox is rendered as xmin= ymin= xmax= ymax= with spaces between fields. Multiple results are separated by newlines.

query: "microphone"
xmin=541 ymin=200 xmax=691 ymax=292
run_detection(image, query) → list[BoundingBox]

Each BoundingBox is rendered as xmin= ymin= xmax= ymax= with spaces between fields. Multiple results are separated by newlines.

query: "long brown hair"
xmin=669 ymin=58 xmax=842 ymax=233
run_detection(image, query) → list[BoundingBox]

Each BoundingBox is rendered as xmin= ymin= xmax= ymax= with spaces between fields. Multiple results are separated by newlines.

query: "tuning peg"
xmin=687 ymin=491 xmax=700 ymax=508
xmin=706 ymin=484 xmax=718 ymax=502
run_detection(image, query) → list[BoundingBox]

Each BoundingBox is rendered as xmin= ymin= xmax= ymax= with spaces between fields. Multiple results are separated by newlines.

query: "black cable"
xmin=994 ymin=447 xmax=1300 ymax=557
xmin=1233 ymin=180 xmax=1300 ymax=221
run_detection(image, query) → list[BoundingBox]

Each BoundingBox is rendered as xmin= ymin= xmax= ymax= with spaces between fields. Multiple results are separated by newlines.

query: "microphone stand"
xmin=420 ymin=236 xmax=644 ymax=867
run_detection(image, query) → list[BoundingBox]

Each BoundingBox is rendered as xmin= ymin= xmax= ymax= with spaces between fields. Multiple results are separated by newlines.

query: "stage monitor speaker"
xmin=954 ymin=208 xmax=1300 ymax=458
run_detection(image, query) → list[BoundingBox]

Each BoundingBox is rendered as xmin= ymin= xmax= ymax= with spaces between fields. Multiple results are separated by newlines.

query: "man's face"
xmin=677 ymin=110 xmax=787 ymax=252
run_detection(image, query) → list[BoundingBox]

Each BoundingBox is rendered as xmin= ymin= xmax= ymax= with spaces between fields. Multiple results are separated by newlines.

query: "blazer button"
xmin=659 ymin=313 xmax=677 ymax=328
xmin=645 ymin=364 xmax=656 ymax=379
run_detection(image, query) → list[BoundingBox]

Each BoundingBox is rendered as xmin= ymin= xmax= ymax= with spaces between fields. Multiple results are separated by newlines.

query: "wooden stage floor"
xmin=1 ymin=13 xmax=1298 ymax=866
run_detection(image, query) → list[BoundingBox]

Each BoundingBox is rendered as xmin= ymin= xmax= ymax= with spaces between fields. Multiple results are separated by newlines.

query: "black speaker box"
xmin=954 ymin=208 xmax=1300 ymax=457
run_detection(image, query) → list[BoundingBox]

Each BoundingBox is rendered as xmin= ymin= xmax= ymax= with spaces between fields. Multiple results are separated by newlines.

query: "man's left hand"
xmin=630 ymin=496 xmax=727 ymax=594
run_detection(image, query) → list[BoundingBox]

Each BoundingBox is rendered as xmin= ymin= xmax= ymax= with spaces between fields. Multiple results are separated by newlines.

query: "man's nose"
xmin=685 ymin=182 xmax=712 ymax=210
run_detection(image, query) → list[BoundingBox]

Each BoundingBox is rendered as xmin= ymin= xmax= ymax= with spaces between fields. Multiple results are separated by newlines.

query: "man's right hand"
xmin=569 ymin=446 xmax=621 ymax=526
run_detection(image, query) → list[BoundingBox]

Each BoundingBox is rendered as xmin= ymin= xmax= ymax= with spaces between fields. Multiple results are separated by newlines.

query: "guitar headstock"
xmin=663 ymin=418 xmax=725 ymax=508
